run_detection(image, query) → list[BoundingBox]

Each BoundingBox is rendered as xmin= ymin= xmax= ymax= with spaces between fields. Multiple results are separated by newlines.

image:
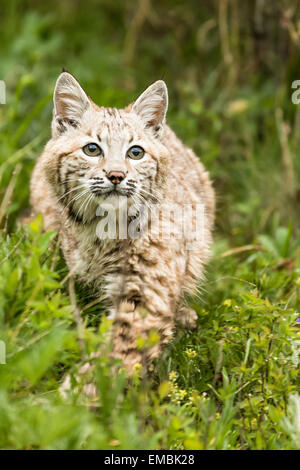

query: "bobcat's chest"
xmin=61 ymin=226 xmax=128 ymax=287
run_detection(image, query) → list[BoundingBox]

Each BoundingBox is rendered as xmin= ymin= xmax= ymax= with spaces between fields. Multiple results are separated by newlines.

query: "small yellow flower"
xmin=177 ymin=389 xmax=187 ymax=400
xmin=109 ymin=439 xmax=120 ymax=447
xmin=149 ymin=329 xmax=160 ymax=345
xmin=186 ymin=348 xmax=198 ymax=359
xmin=169 ymin=371 xmax=178 ymax=382
xmin=223 ymin=299 xmax=232 ymax=307
xmin=133 ymin=362 xmax=142 ymax=374
xmin=136 ymin=336 xmax=147 ymax=350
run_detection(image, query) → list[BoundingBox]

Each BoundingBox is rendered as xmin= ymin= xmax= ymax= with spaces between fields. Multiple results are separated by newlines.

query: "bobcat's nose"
xmin=106 ymin=171 xmax=126 ymax=184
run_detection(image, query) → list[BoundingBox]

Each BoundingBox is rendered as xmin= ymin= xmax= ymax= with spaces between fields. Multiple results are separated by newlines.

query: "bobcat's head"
xmin=45 ymin=72 xmax=169 ymax=223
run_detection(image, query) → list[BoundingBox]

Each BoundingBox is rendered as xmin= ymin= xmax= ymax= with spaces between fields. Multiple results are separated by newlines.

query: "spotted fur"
xmin=30 ymin=72 xmax=215 ymax=371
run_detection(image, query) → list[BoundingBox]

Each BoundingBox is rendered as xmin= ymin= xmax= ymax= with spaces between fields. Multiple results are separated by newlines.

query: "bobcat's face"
xmin=46 ymin=73 xmax=169 ymax=222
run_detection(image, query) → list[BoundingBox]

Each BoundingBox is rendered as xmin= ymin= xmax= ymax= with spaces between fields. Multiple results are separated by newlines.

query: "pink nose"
xmin=107 ymin=171 xmax=126 ymax=184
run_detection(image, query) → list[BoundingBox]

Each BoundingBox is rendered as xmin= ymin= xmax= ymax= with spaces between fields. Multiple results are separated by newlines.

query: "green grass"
xmin=0 ymin=0 xmax=300 ymax=450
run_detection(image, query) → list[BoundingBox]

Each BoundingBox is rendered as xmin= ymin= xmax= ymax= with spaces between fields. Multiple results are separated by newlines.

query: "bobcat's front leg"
xmin=110 ymin=297 xmax=175 ymax=372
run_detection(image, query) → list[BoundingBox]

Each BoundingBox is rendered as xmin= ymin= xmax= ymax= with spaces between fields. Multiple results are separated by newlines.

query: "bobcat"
xmin=30 ymin=72 xmax=215 ymax=372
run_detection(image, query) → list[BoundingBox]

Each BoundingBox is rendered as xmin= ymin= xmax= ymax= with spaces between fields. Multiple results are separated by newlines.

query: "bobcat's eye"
xmin=127 ymin=145 xmax=145 ymax=160
xmin=83 ymin=143 xmax=103 ymax=157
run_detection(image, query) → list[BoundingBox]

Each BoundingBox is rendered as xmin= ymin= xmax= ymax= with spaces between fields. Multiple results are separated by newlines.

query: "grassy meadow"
xmin=0 ymin=0 xmax=300 ymax=450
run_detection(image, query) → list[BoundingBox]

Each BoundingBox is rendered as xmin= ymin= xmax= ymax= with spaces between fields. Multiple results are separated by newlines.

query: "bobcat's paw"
xmin=59 ymin=354 xmax=100 ymax=400
xmin=111 ymin=301 xmax=162 ymax=374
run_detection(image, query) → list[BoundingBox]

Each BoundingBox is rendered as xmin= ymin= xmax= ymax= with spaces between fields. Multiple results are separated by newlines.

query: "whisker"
xmin=129 ymin=193 xmax=143 ymax=214
xmin=57 ymin=184 xmax=87 ymax=203
xmin=61 ymin=188 xmax=91 ymax=219
xmin=139 ymin=187 xmax=161 ymax=201
xmin=60 ymin=176 xmax=86 ymax=184
xmin=139 ymin=184 xmax=161 ymax=197
xmin=67 ymin=188 xmax=90 ymax=206
xmin=74 ymin=190 xmax=94 ymax=222
xmin=134 ymin=192 xmax=154 ymax=215
xmin=141 ymin=185 xmax=160 ymax=195
xmin=81 ymin=193 xmax=95 ymax=222
xmin=84 ymin=193 xmax=96 ymax=221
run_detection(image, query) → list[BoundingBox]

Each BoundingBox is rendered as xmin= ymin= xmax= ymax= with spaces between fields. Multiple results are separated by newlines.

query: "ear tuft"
xmin=132 ymin=80 xmax=168 ymax=137
xmin=52 ymin=72 xmax=91 ymax=136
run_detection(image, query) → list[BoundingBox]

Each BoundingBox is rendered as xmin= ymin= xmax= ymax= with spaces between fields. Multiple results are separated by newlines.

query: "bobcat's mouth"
xmin=91 ymin=187 xmax=133 ymax=199
xmin=103 ymin=189 xmax=121 ymax=199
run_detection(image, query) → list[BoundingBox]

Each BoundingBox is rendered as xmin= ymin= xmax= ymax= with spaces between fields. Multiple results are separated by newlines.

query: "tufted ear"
xmin=131 ymin=80 xmax=168 ymax=137
xmin=52 ymin=72 xmax=91 ymax=137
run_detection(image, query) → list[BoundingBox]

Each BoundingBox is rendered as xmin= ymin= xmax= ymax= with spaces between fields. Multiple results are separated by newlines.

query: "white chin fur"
xmin=98 ymin=193 xmax=129 ymax=210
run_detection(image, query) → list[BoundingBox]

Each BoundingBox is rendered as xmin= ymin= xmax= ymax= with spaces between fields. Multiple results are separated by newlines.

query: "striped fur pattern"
xmin=30 ymin=72 xmax=215 ymax=371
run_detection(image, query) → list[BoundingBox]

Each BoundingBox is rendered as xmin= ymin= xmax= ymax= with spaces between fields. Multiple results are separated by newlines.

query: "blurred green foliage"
xmin=0 ymin=0 xmax=300 ymax=450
